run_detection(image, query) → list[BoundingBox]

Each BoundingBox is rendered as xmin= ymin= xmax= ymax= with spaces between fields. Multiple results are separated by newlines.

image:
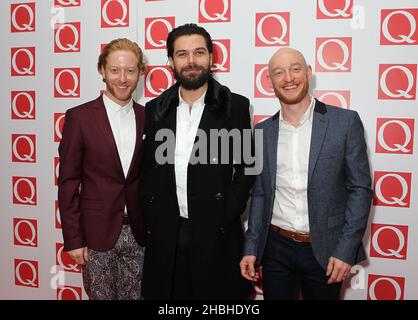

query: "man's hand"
xmin=326 ymin=256 xmax=351 ymax=284
xmin=240 ymin=255 xmax=260 ymax=282
xmin=67 ymin=247 xmax=88 ymax=265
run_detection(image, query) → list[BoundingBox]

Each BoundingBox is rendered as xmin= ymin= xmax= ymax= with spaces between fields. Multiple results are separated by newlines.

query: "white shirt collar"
xmin=178 ymin=88 xmax=207 ymax=108
xmin=279 ymin=97 xmax=315 ymax=125
xmin=102 ymin=92 xmax=133 ymax=114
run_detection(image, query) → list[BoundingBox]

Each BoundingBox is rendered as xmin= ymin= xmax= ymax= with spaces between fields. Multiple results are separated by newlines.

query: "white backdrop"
xmin=1 ymin=0 xmax=417 ymax=300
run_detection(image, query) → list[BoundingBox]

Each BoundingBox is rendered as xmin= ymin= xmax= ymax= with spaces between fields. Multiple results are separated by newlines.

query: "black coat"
xmin=140 ymin=77 xmax=255 ymax=299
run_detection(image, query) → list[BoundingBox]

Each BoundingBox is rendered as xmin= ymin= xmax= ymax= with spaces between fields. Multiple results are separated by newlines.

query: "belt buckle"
xmin=292 ymin=234 xmax=303 ymax=242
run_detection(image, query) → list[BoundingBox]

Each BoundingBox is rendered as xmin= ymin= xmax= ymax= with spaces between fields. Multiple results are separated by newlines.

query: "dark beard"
xmin=173 ymin=64 xmax=212 ymax=90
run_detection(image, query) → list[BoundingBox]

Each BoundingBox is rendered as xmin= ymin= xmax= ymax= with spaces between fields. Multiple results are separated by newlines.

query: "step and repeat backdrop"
xmin=0 ymin=0 xmax=417 ymax=300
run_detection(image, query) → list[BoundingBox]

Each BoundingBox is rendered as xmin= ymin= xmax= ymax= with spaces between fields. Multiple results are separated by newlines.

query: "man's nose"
xmin=119 ymin=70 xmax=127 ymax=82
xmin=187 ymin=53 xmax=195 ymax=64
xmin=284 ymin=70 xmax=293 ymax=82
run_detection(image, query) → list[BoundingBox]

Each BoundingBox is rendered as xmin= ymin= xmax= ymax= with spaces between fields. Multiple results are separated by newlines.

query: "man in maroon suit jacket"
xmin=58 ymin=38 xmax=146 ymax=300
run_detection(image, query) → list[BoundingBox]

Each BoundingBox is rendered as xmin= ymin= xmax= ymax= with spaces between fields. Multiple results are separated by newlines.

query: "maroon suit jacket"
xmin=58 ymin=95 xmax=145 ymax=252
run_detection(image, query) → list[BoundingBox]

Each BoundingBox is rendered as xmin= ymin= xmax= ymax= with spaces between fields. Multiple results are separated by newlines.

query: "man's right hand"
xmin=67 ymin=247 xmax=88 ymax=265
xmin=239 ymin=255 xmax=259 ymax=282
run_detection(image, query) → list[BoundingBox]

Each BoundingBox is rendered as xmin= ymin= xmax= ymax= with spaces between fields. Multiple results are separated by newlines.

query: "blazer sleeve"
xmin=332 ymin=111 xmax=373 ymax=265
xmin=243 ymin=121 xmax=266 ymax=258
xmin=224 ymin=96 xmax=256 ymax=226
xmin=57 ymin=109 xmax=86 ymax=251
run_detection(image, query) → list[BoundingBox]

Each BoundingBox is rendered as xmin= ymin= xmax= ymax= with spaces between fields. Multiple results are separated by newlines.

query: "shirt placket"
xmin=293 ymin=125 xmax=303 ymax=229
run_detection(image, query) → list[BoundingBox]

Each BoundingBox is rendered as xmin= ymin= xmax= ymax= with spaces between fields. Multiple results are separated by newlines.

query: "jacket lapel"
xmin=94 ymin=95 xmax=125 ymax=179
xmin=126 ymin=103 xmax=144 ymax=180
xmin=308 ymin=100 xmax=329 ymax=184
xmin=267 ymin=113 xmax=280 ymax=191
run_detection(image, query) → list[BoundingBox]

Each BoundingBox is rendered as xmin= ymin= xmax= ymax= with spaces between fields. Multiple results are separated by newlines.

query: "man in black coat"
xmin=140 ymin=23 xmax=255 ymax=299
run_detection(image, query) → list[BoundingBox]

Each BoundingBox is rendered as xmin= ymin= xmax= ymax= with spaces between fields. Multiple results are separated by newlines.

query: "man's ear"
xmin=168 ymin=57 xmax=174 ymax=70
xmin=267 ymin=73 xmax=273 ymax=89
xmin=307 ymin=65 xmax=313 ymax=82
xmin=100 ymin=65 xmax=106 ymax=81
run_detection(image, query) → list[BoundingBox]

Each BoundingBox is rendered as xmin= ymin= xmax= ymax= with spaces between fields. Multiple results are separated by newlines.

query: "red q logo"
xmin=211 ymin=39 xmax=230 ymax=73
xmin=373 ymin=171 xmax=411 ymax=208
xmin=315 ymin=37 xmax=352 ymax=72
xmin=54 ymin=68 xmax=80 ymax=98
xmin=14 ymin=259 xmax=39 ymax=288
xmin=12 ymin=176 xmax=37 ymax=206
xmin=54 ymin=0 xmax=80 ymax=7
xmin=55 ymin=157 xmax=60 ymax=186
xmin=314 ymin=90 xmax=350 ymax=109
xmin=13 ymin=218 xmax=38 ymax=247
xmin=11 ymin=47 xmax=35 ymax=76
xmin=380 ymin=9 xmax=418 ymax=45
xmin=54 ymin=113 xmax=66 ymax=142
xmin=12 ymin=134 xmax=36 ymax=163
xmin=376 ymin=118 xmax=415 ymax=155
xmin=55 ymin=200 xmax=62 ymax=229
xmin=11 ymin=91 xmax=36 ymax=120
xmin=145 ymin=17 xmax=175 ymax=49
xmin=198 ymin=0 xmax=231 ymax=23
xmin=254 ymin=64 xmax=275 ymax=98
xmin=101 ymin=0 xmax=129 ymax=28
xmin=378 ymin=64 xmax=417 ymax=100
xmin=54 ymin=22 xmax=81 ymax=53
xmin=57 ymin=286 xmax=83 ymax=300
xmin=255 ymin=12 xmax=290 ymax=47
xmin=144 ymin=66 xmax=174 ymax=98
xmin=370 ymin=223 xmax=408 ymax=260
xmin=11 ymin=3 xmax=36 ymax=32
xmin=367 ymin=274 xmax=405 ymax=300
xmin=316 ymin=0 xmax=353 ymax=19
xmin=56 ymin=243 xmax=81 ymax=273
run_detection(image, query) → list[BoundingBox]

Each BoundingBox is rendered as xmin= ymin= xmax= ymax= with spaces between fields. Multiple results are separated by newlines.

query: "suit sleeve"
xmin=57 ymin=109 xmax=86 ymax=251
xmin=243 ymin=123 xmax=265 ymax=257
xmin=332 ymin=111 xmax=373 ymax=265
xmin=224 ymin=97 xmax=256 ymax=226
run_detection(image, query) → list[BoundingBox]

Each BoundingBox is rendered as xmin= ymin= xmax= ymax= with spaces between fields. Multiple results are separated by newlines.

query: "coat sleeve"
xmin=57 ymin=109 xmax=86 ymax=251
xmin=224 ymin=97 xmax=256 ymax=226
xmin=332 ymin=111 xmax=373 ymax=265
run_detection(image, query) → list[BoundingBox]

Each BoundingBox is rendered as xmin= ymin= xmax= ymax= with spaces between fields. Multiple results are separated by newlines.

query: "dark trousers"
xmin=171 ymin=217 xmax=193 ymax=300
xmin=262 ymin=230 xmax=342 ymax=300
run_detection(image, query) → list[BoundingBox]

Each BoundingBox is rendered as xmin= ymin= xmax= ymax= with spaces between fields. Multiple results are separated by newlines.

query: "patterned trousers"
xmin=82 ymin=224 xmax=145 ymax=300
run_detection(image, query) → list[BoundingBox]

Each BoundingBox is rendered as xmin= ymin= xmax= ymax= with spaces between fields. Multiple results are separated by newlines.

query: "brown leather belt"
xmin=271 ymin=225 xmax=311 ymax=243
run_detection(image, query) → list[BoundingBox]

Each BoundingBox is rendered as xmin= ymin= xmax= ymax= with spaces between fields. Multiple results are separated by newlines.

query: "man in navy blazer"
xmin=240 ymin=48 xmax=373 ymax=299
xmin=58 ymin=38 xmax=146 ymax=299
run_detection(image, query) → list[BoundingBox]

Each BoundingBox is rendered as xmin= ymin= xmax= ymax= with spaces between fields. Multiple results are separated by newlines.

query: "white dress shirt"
xmin=175 ymin=90 xmax=206 ymax=219
xmin=102 ymin=93 xmax=136 ymax=179
xmin=271 ymin=98 xmax=315 ymax=233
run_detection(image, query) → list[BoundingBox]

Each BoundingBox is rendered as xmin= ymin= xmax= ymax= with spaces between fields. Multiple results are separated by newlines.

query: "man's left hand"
xmin=326 ymin=256 xmax=351 ymax=284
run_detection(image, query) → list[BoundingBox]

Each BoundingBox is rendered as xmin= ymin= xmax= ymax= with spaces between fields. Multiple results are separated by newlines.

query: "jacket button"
xmin=146 ymin=230 xmax=151 ymax=235
xmin=148 ymin=196 xmax=155 ymax=204
xmin=215 ymin=193 xmax=223 ymax=200
xmin=219 ymin=227 xmax=225 ymax=234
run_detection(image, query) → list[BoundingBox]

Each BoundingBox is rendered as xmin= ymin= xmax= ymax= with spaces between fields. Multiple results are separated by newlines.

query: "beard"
xmin=274 ymin=81 xmax=310 ymax=105
xmin=173 ymin=63 xmax=212 ymax=90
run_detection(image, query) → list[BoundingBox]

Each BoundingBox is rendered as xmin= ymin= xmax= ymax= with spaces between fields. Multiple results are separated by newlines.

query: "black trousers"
xmin=261 ymin=230 xmax=342 ymax=300
xmin=171 ymin=217 xmax=193 ymax=300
